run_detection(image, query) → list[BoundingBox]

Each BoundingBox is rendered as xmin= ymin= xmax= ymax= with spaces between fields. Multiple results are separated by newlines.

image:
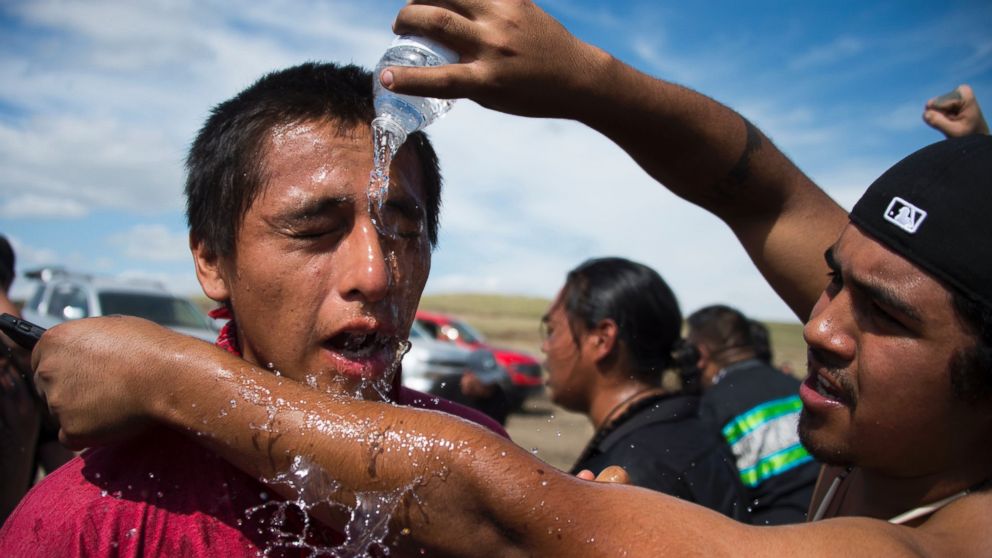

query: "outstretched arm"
xmin=32 ymin=316 xmax=947 ymax=557
xmin=383 ymin=0 xmax=846 ymax=321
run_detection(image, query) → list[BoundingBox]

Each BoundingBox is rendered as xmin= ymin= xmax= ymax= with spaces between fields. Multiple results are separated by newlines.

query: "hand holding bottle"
xmin=382 ymin=0 xmax=609 ymax=121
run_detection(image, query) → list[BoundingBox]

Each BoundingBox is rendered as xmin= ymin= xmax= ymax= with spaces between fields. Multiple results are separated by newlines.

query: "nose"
xmin=340 ymin=221 xmax=391 ymax=303
xmin=803 ymin=289 xmax=856 ymax=363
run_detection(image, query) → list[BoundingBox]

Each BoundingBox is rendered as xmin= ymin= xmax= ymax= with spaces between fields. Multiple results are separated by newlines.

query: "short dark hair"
xmin=0 ymin=235 xmax=14 ymax=292
xmin=559 ymin=257 xmax=682 ymax=379
xmin=685 ymin=305 xmax=758 ymax=365
xmin=185 ymin=62 xmax=442 ymax=258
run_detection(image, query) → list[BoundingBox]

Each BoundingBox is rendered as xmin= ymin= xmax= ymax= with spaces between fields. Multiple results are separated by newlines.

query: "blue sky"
xmin=2 ymin=0 xmax=990 ymax=321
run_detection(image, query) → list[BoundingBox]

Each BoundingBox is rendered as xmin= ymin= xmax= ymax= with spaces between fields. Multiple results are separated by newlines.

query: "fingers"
xmin=594 ymin=465 xmax=630 ymax=484
xmin=575 ymin=469 xmax=596 ymax=481
xmin=575 ymin=466 xmax=631 ymax=484
xmin=929 ymin=87 xmax=963 ymax=110
xmin=381 ymin=64 xmax=477 ymax=100
xmin=394 ymin=3 xmax=479 ymax=56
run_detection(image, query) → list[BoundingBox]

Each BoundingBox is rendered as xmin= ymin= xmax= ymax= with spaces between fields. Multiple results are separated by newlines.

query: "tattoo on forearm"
xmin=713 ymin=117 xmax=763 ymax=198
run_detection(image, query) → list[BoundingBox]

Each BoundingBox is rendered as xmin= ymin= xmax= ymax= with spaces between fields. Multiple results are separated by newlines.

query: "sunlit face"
xmin=540 ymin=291 xmax=594 ymax=413
xmin=798 ymin=224 xmax=990 ymax=475
xmin=196 ymin=120 xmax=431 ymax=398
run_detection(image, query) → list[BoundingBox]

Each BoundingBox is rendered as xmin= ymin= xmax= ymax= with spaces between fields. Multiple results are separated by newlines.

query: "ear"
xmin=694 ymin=342 xmax=711 ymax=371
xmin=190 ymin=234 xmax=231 ymax=303
xmin=587 ymin=319 xmax=619 ymax=363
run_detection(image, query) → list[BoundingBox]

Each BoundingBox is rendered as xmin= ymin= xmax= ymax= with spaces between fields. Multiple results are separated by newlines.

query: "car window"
xmin=47 ymin=283 xmax=89 ymax=319
xmin=409 ymin=321 xmax=430 ymax=339
xmin=98 ymin=291 xmax=210 ymax=329
xmin=452 ymin=320 xmax=485 ymax=344
xmin=417 ymin=319 xmax=440 ymax=338
xmin=26 ymin=283 xmax=46 ymax=312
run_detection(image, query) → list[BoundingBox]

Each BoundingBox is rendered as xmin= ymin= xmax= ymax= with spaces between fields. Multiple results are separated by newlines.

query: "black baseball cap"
xmin=849 ymin=135 xmax=992 ymax=309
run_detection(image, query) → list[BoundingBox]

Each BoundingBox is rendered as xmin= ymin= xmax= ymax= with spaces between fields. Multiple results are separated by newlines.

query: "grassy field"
xmin=420 ymin=293 xmax=807 ymax=377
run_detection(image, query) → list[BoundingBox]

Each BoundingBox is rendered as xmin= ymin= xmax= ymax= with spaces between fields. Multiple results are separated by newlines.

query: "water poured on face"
xmin=368 ymin=123 xmax=401 ymax=239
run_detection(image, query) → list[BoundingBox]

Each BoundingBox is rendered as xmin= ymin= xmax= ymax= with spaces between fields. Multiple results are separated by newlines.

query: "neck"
xmin=588 ymin=380 xmax=662 ymax=430
xmin=841 ymin=461 xmax=992 ymax=523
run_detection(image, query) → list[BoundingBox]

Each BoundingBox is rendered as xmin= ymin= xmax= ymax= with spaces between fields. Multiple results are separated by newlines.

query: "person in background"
xmin=683 ymin=304 xmax=819 ymax=524
xmin=0 ymin=235 xmax=72 ymax=525
xmin=923 ymin=84 xmax=988 ymax=137
xmin=543 ymin=258 xmax=750 ymax=520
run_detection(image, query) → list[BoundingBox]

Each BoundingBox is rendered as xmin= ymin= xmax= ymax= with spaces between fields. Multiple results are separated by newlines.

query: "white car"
xmin=401 ymin=321 xmax=513 ymax=423
xmin=20 ymin=268 xmax=218 ymax=342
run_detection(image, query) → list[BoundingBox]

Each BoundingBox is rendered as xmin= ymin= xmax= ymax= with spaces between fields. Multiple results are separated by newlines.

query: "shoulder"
xmin=397 ymin=386 xmax=510 ymax=439
xmin=914 ymin=489 xmax=992 ymax=557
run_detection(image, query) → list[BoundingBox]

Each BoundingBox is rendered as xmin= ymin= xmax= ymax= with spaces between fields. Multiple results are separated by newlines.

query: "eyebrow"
xmin=824 ymin=246 xmax=924 ymax=324
xmin=272 ymin=195 xmax=351 ymax=227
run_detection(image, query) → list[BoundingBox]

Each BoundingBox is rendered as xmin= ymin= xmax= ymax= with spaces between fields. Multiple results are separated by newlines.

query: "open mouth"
xmin=814 ymin=373 xmax=845 ymax=402
xmin=322 ymin=328 xmax=412 ymax=381
xmin=328 ymin=330 xmax=387 ymax=359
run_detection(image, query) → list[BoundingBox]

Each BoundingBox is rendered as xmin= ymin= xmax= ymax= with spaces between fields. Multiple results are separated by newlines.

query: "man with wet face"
xmin=0 ymin=62 xmax=505 ymax=556
xmin=14 ymin=1 xmax=992 ymax=555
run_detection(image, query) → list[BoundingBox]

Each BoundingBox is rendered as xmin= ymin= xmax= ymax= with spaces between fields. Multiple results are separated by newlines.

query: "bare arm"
xmin=384 ymin=0 xmax=846 ymax=320
xmin=31 ymin=316 xmax=956 ymax=557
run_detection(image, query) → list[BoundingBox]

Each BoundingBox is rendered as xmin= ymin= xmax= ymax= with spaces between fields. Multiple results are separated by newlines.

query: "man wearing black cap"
xmin=17 ymin=1 xmax=992 ymax=555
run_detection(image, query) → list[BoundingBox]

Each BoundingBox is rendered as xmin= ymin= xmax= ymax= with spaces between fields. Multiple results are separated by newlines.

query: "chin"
xmin=798 ymin=410 xmax=855 ymax=467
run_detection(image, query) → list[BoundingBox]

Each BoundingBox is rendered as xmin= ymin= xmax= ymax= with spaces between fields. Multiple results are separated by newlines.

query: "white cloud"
xmin=108 ymin=224 xmax=191 ymax=262
xmin=789 ymin=36 xmax=864 ymax=71
xmin=0 ymin=194 xmax=89 ymax=218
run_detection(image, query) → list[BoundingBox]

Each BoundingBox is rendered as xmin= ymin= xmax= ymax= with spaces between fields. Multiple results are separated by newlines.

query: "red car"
xmin=415 ymin=310 xmax=544 ymax=408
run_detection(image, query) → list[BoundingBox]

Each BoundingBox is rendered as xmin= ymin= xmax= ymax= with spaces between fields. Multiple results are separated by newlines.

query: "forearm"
xmin=148 ymin=346 xmax=536 ymax=555
xmin=561 ymin=50 xmax=845 ymax=318
xmin=151 ymin=349 xmax=760 ymax=556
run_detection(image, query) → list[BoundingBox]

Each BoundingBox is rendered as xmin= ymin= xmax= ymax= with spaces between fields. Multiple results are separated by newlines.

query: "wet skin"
xmin=798 ymin=224 xmax=992 ymax=477
xmin=193 ymin=120 xmax=431 ymax=398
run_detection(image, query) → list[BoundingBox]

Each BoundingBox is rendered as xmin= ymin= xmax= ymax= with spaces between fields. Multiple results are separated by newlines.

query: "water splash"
xmin=368 ymin=124 xmax=402 ymax=239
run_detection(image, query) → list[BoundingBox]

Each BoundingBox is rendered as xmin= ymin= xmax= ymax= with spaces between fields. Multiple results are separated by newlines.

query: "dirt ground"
xmin=504 ymin=392 xmax=593 ymax=472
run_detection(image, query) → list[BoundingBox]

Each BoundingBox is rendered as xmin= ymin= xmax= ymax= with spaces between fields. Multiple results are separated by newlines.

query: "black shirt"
xmin=570 ymin=393 xmax=751 ymax=522
xmin=699 ymin=359 xmax=820 ymax=525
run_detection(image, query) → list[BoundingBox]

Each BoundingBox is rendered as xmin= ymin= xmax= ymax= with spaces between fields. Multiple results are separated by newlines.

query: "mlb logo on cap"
xmin=883 ymin=196 xmax=927 ymax=234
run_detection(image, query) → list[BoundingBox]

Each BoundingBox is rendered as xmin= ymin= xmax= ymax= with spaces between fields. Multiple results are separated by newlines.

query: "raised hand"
xmin=384 ymin=0 xmax=608 ymax=120
xmin=923 ymin=84 xmax=989 ymax=138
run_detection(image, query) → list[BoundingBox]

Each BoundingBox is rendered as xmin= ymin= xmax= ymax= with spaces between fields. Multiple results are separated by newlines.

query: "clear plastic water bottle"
xmin=372 ymin=35 xmax=459 ymax=152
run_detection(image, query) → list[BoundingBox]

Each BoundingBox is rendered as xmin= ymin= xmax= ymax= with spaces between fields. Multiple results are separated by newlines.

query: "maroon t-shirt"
xmin=0 ymin=387 xmax=506 ymax=557
xmin=0 ymin=317 xmax=508 ymax=556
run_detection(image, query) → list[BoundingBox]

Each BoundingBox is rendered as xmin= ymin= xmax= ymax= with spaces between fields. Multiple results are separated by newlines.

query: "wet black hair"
xmin=185 ymin=61 xmax=442 ymax=258
xmin=559 ymin=257 xmax=682 ymax=380
xmin=685 ymin=304 xmax=758 ymax=366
